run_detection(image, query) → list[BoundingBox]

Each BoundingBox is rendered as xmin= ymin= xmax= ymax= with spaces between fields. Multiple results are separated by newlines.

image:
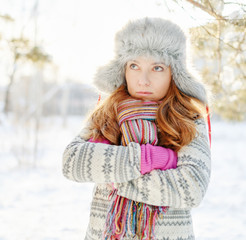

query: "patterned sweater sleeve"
xmin=62 ymin=133 xmax=141 ymax=183
xmin=115 ymin=118 xmax=211 ymax=209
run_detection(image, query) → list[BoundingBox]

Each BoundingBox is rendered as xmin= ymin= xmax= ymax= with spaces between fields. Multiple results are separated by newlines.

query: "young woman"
xmin=63 ymin=17 xmax=211 ymax=240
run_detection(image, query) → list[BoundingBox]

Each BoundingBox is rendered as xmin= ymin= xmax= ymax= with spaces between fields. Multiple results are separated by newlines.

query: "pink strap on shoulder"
xmin=206 ymin=106 xmax=211 ymax=148
xmin=89 ymin=137 xmax=111 ymax=144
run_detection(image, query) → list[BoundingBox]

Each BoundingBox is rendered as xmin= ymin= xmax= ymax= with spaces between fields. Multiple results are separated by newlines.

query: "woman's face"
xmin=125 ymin=56 xmax=172 ymax=101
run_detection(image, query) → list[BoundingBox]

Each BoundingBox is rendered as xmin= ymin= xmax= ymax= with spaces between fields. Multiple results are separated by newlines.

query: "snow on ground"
xmin=0 ymin=115 xmax=246 ymax=240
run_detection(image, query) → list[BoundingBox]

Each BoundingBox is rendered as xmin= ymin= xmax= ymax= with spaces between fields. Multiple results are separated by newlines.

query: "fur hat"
xmin=93 ymin=17 xmax=208 ymax=104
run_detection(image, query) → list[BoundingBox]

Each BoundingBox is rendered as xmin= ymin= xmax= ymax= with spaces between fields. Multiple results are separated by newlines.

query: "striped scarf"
xmin=103 ymin=99 xmax=168 ymax=240
xmin=118 ymin=99 xmax=158 ymax=146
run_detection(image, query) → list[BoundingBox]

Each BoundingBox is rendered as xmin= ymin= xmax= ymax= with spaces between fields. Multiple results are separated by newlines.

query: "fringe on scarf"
xmin=104 ymin=190 xmax=168 ymax=240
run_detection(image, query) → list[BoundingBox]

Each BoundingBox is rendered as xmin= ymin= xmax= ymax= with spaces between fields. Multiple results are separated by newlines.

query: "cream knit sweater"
xmin=62 ymin=118 xmax=211 ymax=240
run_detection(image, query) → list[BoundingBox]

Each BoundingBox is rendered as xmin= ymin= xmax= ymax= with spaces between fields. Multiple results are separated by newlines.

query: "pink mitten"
xmin=140 ymin=144 xmax=177 ymax=174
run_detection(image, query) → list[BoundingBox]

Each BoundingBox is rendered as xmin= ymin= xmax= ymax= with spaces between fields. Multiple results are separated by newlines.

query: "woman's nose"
xmin=138 ymin=72 xmax=150 ymax=86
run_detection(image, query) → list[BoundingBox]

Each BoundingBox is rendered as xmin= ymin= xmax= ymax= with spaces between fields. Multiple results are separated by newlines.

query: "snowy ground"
xmin=0 ymin=115 xmax=246 ymax=240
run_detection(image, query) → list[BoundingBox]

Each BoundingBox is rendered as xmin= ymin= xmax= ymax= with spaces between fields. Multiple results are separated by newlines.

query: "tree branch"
xmin=184 ymin=0 xmax=227 ymax=20
xmin=198 ymin=25 xmax=238 ymax=50
xmin=224 ymin=2 xmax=246 ymax=7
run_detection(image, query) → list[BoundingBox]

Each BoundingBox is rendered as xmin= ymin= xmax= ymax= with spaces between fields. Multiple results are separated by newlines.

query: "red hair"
xmin=84 ymin=80 xmax=206 ymax=151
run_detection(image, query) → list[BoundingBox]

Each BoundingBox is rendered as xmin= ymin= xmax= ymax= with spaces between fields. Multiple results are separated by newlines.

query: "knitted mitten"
xmin=140 ymin=144 xmax=177 ymax=174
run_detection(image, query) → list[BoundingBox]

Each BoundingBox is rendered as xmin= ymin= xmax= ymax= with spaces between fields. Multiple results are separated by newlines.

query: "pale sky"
xmin=0 ymin=0 xmax=224 ymax=86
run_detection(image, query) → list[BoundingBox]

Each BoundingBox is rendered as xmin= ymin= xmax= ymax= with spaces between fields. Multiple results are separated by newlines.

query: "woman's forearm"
xmin=62 ymin=134 xmax=142 ymax=183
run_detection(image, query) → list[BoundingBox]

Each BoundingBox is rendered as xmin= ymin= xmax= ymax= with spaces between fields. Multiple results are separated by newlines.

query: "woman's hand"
xmin=140 ymin=144 xmax=177 ymax=174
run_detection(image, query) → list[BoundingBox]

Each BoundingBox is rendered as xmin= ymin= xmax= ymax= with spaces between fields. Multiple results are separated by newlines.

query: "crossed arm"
xmin=116 ymin=119 xmax=211 ymax=209
xmin=62 ymin=118 xmax=211 ymax=208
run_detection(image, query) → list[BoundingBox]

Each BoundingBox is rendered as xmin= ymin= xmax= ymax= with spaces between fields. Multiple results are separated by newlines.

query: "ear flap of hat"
xmin=172 ymin=64 xmax=208 ymax=104
xmin=93 ymin=59 xmax=125 ymax=94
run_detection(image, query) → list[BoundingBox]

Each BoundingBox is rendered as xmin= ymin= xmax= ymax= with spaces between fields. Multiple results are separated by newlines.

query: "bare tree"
xmin=165 ymin=0 xmax=246 ymax=120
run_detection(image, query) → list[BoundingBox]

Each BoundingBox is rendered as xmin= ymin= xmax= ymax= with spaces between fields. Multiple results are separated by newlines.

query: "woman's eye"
xmin=153 ymin=66 xmax=164 ymax=72
xmin=130 ymin=64 xmax=139 ymax=70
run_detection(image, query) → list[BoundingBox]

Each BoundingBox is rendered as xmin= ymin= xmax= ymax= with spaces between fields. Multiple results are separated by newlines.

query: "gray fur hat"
xmin=93 ymin=17 xmax=208 ymax=104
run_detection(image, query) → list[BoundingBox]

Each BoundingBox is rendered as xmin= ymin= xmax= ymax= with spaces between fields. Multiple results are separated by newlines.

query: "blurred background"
xmin=0 ymin=0 xmax=245 ymax=239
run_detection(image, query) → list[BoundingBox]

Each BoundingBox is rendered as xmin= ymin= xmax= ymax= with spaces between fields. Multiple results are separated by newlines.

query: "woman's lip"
xmin=136 ymin=91 xmax=152 ymax=94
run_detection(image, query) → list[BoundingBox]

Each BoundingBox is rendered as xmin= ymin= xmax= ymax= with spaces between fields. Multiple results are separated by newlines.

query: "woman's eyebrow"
xmin=128 ymin=60 xmax=166 ymax=66
xmin=130 ymin=60 xmax=139 ymax=63
xmin=152 ymin=62 xmax=166 ymax=65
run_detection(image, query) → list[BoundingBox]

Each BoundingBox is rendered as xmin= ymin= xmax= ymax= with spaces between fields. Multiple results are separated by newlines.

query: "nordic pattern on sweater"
xmin=63 ymin=140 xmax=141 ymax=183
xmin=62 ymin=118 xmax=211 ymax=240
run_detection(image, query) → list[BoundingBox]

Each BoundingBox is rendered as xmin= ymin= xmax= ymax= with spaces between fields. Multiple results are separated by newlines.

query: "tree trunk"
xmin=4 ymin=64 xmax=16 ymax=115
